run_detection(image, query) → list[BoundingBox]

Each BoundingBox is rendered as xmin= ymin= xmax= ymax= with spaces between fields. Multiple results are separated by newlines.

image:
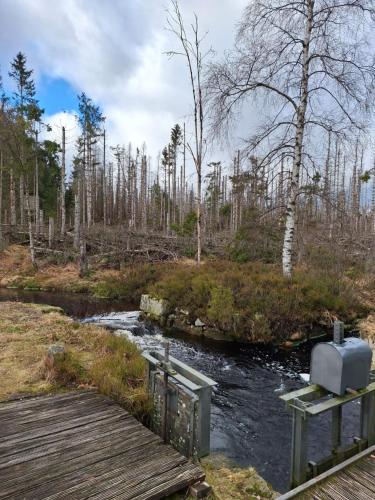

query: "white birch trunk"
xmin=48 ymin=217 xmax=54 ymax=248
xmin=281 ymin=0 xmax=314 ymax=278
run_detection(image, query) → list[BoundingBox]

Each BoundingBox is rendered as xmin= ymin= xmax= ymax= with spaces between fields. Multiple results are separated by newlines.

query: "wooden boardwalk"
xmin=279 ymin=444 xmax=375 ymax=499
xmin=0 ymin=390 xmax=205 ymax=499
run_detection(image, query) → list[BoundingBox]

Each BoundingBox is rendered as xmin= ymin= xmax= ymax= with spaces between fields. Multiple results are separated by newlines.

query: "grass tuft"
xmin=0 ymin=301 xmax=150 ymax=419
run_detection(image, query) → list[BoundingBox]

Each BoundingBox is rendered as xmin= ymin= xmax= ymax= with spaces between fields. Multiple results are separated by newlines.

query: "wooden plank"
xmin=0 ymin=390 xmax=96 ymax=413
xmin=0 ymin=413 xmax=129 ymax=460
xmin=0 ymin=397 xmax=120 ymax=436
xmin=43 ymin=453 xmax=195 ymax=500
xmin=277 ymin=444 xmax=375 ymax=499
xmin=0 ymin=391 xmax=205 ymax=500
xmin=0 ymin=407 xmax=125 ymax=447
xmin=0 ymin=435 xmax=162 ymax=498
xmin=21 ymin=446 xmax=185 ymax=499
xmin=120 ymin=464 xmax=205 ymax=500
xmin=0 ymin=421 xmax=146 ymax=476
xmin=344 ymin=468 xmax=375 ymax=494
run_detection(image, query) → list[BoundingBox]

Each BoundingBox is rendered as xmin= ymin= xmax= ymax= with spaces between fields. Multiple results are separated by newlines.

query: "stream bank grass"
xmin=201 ymin=462 xmax=276 ymax=499
xmin=167 ymin=455 xmax=277 ymax=499
xmin=1 ymin=245 xmax=369 ymax=343
xmin=0 ymin=301 xmax=149 ymax=419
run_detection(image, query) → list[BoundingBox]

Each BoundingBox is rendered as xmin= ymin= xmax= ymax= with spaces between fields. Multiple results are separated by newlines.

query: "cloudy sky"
xmin=0 ymin=0 xmax=248 ymax=174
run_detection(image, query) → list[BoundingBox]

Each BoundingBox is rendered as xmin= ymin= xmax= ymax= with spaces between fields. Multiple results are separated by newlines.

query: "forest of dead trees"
xmin=1 ymin=1 xmax=375 ymax=277
xmin=1 ymin=55 xmax=374 ymax=270
xmin=1 ymin=52 xmax=375 ymax=274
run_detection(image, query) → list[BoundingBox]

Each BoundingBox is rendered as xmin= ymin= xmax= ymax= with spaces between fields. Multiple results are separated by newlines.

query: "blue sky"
xmin=37 ymin=76 xmax=77 ymax=115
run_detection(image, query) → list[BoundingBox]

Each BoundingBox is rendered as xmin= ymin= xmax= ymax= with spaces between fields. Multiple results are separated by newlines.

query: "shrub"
xmin=207 ymin=286 xmax=236 ymax=331
xmin=90 ymin=335 xmax=151 ymax=420
xmin=43 ymin=350 xmax=87 ymax=386
xmin=227 ymin=209 xmax=282 ymax=264
xmin=171 ymin=210 xmax=197 ymax=237
xmin=149 ymin=259 xmax=367 ymax=343
xmin=94 ymin=264 xmax=161 ymax=302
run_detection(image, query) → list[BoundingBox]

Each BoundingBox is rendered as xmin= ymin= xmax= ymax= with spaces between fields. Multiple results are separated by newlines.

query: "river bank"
xmin=0 ymin=299 xmax=277 ymax=499
xmin=1 ymin=288 xmax=373 ymax=494
xmin=0 ymin=245 xmax=369 ymax=344
xmin=0 ymin=301 xmax=149 ymax=418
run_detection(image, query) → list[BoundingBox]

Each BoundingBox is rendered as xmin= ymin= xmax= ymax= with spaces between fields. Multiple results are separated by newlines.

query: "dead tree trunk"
xmin=60 ymin=126 xmax=66 ymax=235
xmin=25 ymin=183 xmax=37 ymax=269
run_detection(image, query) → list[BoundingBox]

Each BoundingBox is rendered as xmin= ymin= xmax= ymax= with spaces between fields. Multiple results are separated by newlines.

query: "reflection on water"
xmin=0 ymin=289 xmax=361 ymax=493
xmin=0 ymin=288 xmax=134 ymax=318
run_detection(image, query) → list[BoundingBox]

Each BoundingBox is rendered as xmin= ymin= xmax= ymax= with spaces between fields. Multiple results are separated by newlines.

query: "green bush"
xmin=94 ymin=264 xmax=161 ymax=302
xmin=207 ymin=286 xmax=236 ymax=331
xmin=149 ymin=260 xmax=367 ymax=343
xmin=171 ymin=210 xmax=197 ymax=237
xmin=227 ymin=209 xmax=282 ymax=264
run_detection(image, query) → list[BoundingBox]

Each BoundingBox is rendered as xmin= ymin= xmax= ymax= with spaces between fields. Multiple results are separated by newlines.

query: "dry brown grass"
xmin=199 ymin=455 xmax=276 ymax=500
xmin=0 ymin=301 xmax=150 ymax=417
xmin=0 ymin=245 xmax=117 ymax=294
xmin=358 ymin=314 xmax=375 ymax=369
xmin=0 ymin=301 xmax=107 ymax=400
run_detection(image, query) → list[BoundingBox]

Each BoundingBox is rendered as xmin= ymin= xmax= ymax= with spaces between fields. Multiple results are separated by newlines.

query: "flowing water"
xmin=0 ymin=289 xmax=361 ymax=493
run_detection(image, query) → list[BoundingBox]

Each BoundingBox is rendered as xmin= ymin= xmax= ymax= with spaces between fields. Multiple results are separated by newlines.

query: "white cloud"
xmin=0 ymin=0 xmax=248 ymax=174
xmin=40 ymin=111 xmax=80 ymax=176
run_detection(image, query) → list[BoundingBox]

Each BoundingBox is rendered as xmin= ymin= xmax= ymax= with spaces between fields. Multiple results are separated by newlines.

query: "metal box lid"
xmin=310 ymin=337 xmax=372 ymax=396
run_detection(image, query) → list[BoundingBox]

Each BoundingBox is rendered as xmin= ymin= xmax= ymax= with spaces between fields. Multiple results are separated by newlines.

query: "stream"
xmin=0 ymin=288 xmax=361 ymax=493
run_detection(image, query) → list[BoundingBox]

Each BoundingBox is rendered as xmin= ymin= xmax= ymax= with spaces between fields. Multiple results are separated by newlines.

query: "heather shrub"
xmin=149 ymin=260 xmax=367 ymax=343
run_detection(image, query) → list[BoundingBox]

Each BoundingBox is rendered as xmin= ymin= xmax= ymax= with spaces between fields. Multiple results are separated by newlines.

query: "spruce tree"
xmin=8 ymin=52 xmax=38 ymax=118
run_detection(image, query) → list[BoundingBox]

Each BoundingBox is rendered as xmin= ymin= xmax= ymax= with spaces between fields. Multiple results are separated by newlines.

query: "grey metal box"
xmin=310 ymin=337 xmax=373 ymax=396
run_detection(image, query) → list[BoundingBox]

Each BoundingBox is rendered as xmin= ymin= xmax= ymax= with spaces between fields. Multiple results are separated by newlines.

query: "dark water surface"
xmin=0 ymin=289 xmax=361 ymax=493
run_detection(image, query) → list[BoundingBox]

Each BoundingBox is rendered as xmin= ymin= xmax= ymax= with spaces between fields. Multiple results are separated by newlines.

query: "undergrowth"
xmin=149 ymin=261 xmax=367 ymax=342
xmin=0 ymin=301 xmax=150 ymax=420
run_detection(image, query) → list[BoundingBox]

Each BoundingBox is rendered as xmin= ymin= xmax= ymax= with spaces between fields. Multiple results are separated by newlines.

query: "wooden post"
xmin=290 ymin=404 xmax=308 ymax=488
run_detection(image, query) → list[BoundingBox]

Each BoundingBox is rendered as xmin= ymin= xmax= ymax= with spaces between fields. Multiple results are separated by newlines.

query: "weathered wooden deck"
xmin=278 ymin=444 xmax=375 ymax=499
xmin=0 ymin=390 xmax=205 ymax=499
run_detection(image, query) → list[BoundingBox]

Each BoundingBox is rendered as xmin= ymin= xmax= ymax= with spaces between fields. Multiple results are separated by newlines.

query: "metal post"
xmin=360 ymin=392 xmax=375 ymax=447
xmin=333 ymin=320 xmax=344 ymax=344
xmin=331 ymin=406 xmax=342 ymax=453
xmin=162 ymin=341 xmax=170 ymax=444
xmin=290 ymin=405 xmax=309 ymax=488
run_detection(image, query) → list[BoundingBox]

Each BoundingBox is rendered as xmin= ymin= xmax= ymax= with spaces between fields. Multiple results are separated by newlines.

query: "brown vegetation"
xmin=1 ymin=244 xmax=370 ymax=344
xmin=0 ymin=301 xmax=149 ymax=418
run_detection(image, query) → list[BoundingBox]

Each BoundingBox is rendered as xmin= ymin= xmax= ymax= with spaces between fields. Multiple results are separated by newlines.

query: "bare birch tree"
xmin=207 ymin=0 xmax=375 ymax=276
xmin=166 ymin=0 xmax=208 ymax=264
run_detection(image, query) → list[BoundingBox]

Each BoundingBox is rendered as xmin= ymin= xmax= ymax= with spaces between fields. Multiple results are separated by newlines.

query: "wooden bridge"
xmin=0 ymin=390 xmax=205 ymax=499
xmin=278 ymin=444 xmax=375 ymax=499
